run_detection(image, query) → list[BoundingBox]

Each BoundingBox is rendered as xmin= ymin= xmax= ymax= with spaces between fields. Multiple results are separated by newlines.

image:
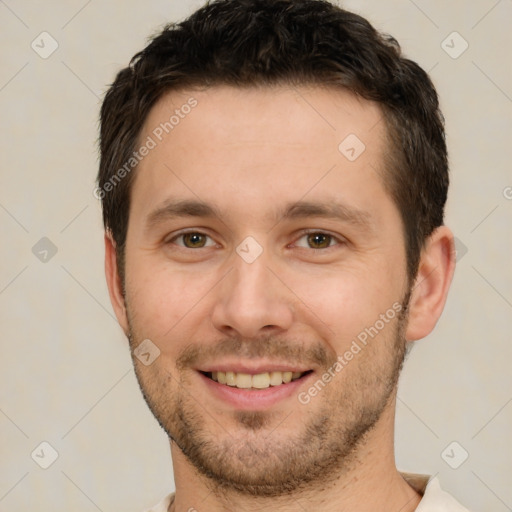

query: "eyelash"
xmin=166 ymin=230 xmax=345 ymax=251
xmin=292 ymin=230 xmax=344 ymax=250
xmin=166 ymin=230 xmax=217 ymax=248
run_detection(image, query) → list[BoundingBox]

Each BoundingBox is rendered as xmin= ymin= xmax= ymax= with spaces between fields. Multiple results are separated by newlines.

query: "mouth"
xmin=201 ymin=370 xmax=312 ymax=389
xmin=197 ymin=366 xmax=315 ymax=410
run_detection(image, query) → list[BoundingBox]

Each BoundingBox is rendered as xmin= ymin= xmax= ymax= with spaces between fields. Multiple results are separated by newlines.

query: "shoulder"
xmin=143 ymin=493 xmax=174 ymax=512
xmin=416 ymin=477 xmax=471 ymax=512
xmin=144 ymin=480 xmax=472 ymax=512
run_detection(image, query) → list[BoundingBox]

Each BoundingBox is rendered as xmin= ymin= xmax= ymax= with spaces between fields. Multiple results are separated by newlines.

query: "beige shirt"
xmin=144 ymin=474 xmax=471 ymax=512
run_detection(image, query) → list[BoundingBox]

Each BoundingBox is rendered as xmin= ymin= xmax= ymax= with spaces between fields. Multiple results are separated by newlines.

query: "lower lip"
xmin=198 ymin=372 xmax=312 ymax=410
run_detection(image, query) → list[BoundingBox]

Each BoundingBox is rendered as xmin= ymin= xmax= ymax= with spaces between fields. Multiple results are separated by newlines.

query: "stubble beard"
xmin=128 ymin=296 xmax=410 ymax=498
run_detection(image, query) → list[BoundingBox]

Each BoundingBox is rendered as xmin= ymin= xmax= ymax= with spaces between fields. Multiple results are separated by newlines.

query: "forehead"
xmin=141 ymin=84 xmax=384 ymax=154
xmin=132 ymin=85 xmax=390 ymax=223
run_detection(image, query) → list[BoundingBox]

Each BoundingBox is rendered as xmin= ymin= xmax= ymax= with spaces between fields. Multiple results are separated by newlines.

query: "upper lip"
xmin=196 ymin=361 xmax=312 ymax=374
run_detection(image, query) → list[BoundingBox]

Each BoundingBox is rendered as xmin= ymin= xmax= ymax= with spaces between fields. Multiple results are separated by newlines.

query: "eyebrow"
xmin=274 ymin=200 xmax=375 ymax=234
xmin=144 ymin=198 xmax=374 ymax=233
xmin=144 ymin=199 xmax=223 ymax=233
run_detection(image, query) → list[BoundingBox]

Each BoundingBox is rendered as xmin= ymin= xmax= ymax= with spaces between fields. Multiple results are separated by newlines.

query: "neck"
xmin=168 ymin=399 xmax=421 ymax=512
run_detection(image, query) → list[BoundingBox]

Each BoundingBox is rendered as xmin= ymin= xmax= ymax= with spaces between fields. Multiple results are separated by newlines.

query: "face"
xmin=120 ymin=85 xmax=411 ymax=495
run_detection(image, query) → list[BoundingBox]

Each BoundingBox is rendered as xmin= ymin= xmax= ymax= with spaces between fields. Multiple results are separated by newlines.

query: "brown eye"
xmin=170 ymin=232 xmax=215 ymax=249
xmin=180 ymin=233 xmax=209 ymax=248
xmin=306 ymin=232 xmax=333 ymax=249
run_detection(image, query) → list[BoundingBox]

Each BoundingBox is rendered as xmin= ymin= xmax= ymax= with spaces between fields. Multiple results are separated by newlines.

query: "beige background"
xmin=1 ymin=1 xmax=511 ymax=510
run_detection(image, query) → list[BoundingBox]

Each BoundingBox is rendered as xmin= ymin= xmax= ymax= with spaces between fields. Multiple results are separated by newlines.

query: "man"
xmin=96 ymin=1 xmax=469 ymax=510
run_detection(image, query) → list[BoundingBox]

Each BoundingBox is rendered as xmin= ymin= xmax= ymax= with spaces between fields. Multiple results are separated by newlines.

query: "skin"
xmin=104 ymin=85 xmax=455 ymax=511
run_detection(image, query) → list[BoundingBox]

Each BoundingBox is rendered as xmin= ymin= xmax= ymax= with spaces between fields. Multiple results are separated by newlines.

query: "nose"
xmin=211 ymin=253 xmax=294 ymax=339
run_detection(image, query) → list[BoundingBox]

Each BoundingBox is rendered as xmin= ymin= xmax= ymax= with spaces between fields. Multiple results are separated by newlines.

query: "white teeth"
xmin=236 ymin=373 xmax=252 ymax=389
xmin=211 ymin=370 xmax=304 ymax=389
xmin=252 ymin=373 xmax=270 ymax=389
xmin=226 ymin=371 xmax=236 ymax=386
xmin=269 ymin=371 xmax=283 ymax=386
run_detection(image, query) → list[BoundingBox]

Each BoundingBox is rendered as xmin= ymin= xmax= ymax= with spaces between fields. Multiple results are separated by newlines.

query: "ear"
xmin=104 ymin=232 xmax=129 ymax=336
xmin=405 ymin=226 xmax=456 ymax=342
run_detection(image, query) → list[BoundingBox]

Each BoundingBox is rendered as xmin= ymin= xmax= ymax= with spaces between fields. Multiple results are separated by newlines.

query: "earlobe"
xmin=405 ymin=226 xmax=456 ymax=342
xmin=104 ymin=232 xmax=129 ymax=335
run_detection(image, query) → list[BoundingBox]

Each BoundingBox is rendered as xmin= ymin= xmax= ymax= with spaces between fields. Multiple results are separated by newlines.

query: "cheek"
xmin=284 ymin=266 xmax=401 ymax=343
xmin=125 ymin=259 xmax=218 ymax=339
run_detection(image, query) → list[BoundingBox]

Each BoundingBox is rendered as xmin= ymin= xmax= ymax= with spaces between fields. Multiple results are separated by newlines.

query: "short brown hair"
xmin=98 ymin=0 xmax=448 ymax=282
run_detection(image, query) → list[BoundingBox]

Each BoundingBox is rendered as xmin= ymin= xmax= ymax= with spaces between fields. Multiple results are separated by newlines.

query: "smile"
xmin=203 ymin=370 xmax=310 ymax=389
